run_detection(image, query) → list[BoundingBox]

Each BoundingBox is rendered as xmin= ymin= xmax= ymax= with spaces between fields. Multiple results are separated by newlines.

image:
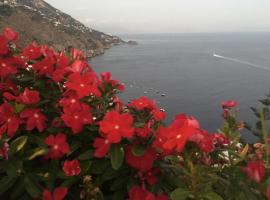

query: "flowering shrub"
xmin=0 ymin=27 xmax=270 ymax=200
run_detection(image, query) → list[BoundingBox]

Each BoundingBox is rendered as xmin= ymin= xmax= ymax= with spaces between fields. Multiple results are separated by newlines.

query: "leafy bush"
xmin=0 ymin=27 xmax=270 ymax=200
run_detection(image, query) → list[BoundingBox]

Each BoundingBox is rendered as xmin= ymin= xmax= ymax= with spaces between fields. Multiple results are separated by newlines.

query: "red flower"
xmin=221 ymin=100 xmax=237 ymax=109
xmin=99 ymin=110 xmax=134 ymax=143
xmin=22 ymin=43 xmax=42 ymax=60
xmin=4 ymin=87 xmax=40 ymax=105
xmin=0 ymin=35 xmax=9 ymax=55
xmin=93 ymin=137 xmax=111 ymax=158
xmin=162 ymin=114 xmax=200 ymax=153
xmin=125 ymin=146 xmax=157 ymax=172
xmin=0 ymin=143 xmax=9 ymax=160
xmin=0 ymin=58 xmax=18 ymax=78
xmin=40 ymin=45 xmax=57 ymax=58
xmin=128 ymin=186 xmax=168 ymax=200
xmin=51 ymin=53 xmax=70 ymax=82
xmin=141 ymin=168 xmax=161 ymax=185
xmin=242 ymin=160 xmax=265 ymax=183
xmin=0 ymin=103 xmax=20 ymax=138
xmin=33 ymin=56 xmax=55 ymax=76
xmin=56 ymin=52 xmax=70 ymax=68
xmin=20 ymin=108 xmax=47 ymax=132
xmin=45 ymin=133 xmax=70 ymax=159
xmin=63 ymin=159 xmax=81 ymax=176
xmin=152 ymin=109 xmax=166 ymax=121
xmin=135 ymin=122 xmax=152 ymax=138
xmin=152 ymin=125 xmax=172 ymax=155
xmin=65 ymin=72 xmax=101 ymax=98
xmin=128 ymin=186 xmax=155 ymax=200
xmin=266 ymin=185 xmax=270 ymax=200
xmin=189 ymin=129 xmax=215 ymax=153
xmin=156 ymin=195 xmax=169 ymax=200
xmin=42 ymin=187 xmax=68 ymax=200
xmin=212 ymin=133 xmax=229 ymax=146
xmin=59 ymin=93 xmax=81 ymax=109
xmin=128 ymin=96 xmax=155 ymax=111
xmin=100 ymin=71 xmax=124 ymax=91
xmin=0 ymin=79 xmax=18 ymax=94
xmin=20 ymin=87 xmax=40 ymax=104
xmin=61 ymin=103 xmax=93 ymax=134
xmin=3 ymin=28 xmax=18 ymax=42
xmin=70 ymin=48 xmax=85 ymax=60
xmin=69 ymin=60 xmax=89 ymax=73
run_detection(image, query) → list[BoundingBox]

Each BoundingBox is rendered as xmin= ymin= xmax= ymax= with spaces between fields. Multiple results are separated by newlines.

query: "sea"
xmin=90 ymin=33 xmax=270 ymax=142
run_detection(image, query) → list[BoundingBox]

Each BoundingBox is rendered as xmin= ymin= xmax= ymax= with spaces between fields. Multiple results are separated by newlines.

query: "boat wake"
xmin=213 ymin=54 xmax=270 ymax=72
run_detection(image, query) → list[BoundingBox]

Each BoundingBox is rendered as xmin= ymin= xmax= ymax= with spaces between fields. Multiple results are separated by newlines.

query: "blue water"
xmin=90 ymin=33 xmax=270 ymax=141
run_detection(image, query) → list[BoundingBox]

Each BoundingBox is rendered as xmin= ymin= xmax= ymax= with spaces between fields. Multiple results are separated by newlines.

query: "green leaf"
xmin=132 ymin=145 xmax=145 ymax=156
xmin=26 ymin=147 xmax=47 ymax=160
xmin=109 ymin=144 xmax=124 ymax=170
xmin=80 ymin=160 xmax=92 ymax=174
xmin=61 ymin=177 xmax=79 ymax=187
xmin=90 ymin=160 xmax=110 ymax=175
xmin=170 ymin=188 xmax=190 ymax=200
xmin=78 ymin=150 xmax=94 ymax=160
xmin=266 ymin=176 xmax=270 ymax=185
xmin=101 ymin=168 xmax=120 ymax=181
xmin=203 ymin=192 xmax=224 ymax=200
xmin=14 ymin=103 xmax=25 ymax=113
xmin=24 ymin=175 xmax=41 ymax=198
xmin=0 ymin=176 xmax=17 ymax=194
xmin=112 ymin=190 xmax=125 ymax=200
xmin=10 ymin=178 xmax=25 ymax=200
xmin=10 ymin=136 xmax=28 ymax=154
xmin=6 ymin=160 xmax=23 ymax=177
xmin=133 ymin=122 xmax=145 ymax=128
xmin=110 ymin=176 xmax=129 ymax=191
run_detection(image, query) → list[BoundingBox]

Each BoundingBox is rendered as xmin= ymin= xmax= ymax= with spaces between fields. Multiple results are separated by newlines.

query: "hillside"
xmin=0 ymin=0 xmax=124 ymax=57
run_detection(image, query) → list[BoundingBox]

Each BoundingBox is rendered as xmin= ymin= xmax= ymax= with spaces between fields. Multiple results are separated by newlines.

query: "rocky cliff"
xmin=0 ymin=0 xmax=124 ymax=57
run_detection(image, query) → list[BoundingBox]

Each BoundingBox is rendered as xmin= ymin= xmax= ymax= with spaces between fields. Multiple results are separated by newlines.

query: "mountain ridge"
xmin=0 ymin=0 xmax=124 ymax=57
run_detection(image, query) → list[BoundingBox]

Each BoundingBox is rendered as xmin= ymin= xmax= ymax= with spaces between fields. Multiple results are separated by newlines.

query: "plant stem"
xmin=259 ymin=107 xmax=269 ymax=165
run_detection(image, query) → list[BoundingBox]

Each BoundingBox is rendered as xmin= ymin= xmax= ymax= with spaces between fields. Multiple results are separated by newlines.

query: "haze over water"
xmin=91 ymin=33 xmax=270 ymax=141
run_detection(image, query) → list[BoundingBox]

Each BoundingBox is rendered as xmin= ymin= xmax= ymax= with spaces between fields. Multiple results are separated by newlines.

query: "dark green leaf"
xmin=110 ymin=176 xmax=129 ymax=191
xmin=132 ymin=145 xmax=145 ymax=156
xmin=0 ymin=176 xmax=17 ymax=194
xmin=24 ymin=175 xmax=42 ymax=198
xmin=90 ymin=160 xmax=110 ymax=174
xmin=78 ymin=150 xmax=94 ymax=160
xmin=112 ymin=190 xmax=125 ymax=200
xmin=80 ymin=160 xmax=92 ymax=174
xmin=61 ymin=177 xmax=79 ymax=187
xmin=10 ymin=178 xmax=25 ymax=200
xmin=109 ymin=144 xmax=124 ymax=170
xmin=203 ymin=192 xmax=224 ymax=200
xmin=133 ymin=122 xmax=145 ymax=128
xmin=6 ymin=160 xmax=23 ymax=177
xmin=170 ymin=188 xmax=190 ymax=200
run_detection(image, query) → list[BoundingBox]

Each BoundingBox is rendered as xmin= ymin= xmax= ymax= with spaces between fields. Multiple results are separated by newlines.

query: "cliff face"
xmin=0 ymin=0 xmax=123 ymax=57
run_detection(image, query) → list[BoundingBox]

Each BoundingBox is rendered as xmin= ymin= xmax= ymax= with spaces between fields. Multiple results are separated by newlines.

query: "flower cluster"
xmin=0 ymin=28 xmax=270 ymax=200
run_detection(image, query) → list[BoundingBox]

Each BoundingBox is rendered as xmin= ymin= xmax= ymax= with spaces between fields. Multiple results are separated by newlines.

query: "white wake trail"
xmin=213 ymin=54 xmax=270 ymax=72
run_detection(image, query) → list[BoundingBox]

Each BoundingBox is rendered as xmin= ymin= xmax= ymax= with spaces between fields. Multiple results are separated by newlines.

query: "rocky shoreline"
xmin=0 ymin=0 xmax=129 ymax=59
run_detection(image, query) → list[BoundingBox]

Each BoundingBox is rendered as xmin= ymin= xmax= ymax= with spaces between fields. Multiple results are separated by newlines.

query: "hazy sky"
xmin=46 ymin=0 xmax=270 ymax=34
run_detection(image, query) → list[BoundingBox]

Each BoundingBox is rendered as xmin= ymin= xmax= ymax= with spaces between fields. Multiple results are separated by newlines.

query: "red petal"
xmin=42 ymin=189 xmax=53 ymax=200
xmin=53 ymin=187 xmax=68 ymax=200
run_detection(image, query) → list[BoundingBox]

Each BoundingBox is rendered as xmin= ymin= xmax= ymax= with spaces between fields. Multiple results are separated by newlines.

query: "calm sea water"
xmin=90 ymin=33 xmax=270 ymax=141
